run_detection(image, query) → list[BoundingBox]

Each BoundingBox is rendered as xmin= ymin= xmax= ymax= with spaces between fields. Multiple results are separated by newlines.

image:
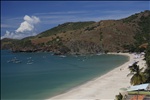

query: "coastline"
xmin=47 ymin=53 xmax=145 ymax=100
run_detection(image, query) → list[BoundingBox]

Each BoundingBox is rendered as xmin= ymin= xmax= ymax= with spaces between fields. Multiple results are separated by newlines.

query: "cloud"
xmin=16 ymin=15 xmax=40 ymax=33
xmin=1 ymin=30 xmax=37 ymax=39
xmin=1 ymin=31 xmax=14 ymax=39
xmin=1 ymin=15 xmax=40 ymax=39
xmin=16 ymin=21 xmax=34 ymax=33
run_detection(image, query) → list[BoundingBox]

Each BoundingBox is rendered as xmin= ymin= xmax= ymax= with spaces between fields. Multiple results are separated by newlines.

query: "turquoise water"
xmin=1 ymin=50 xmax=128 ymax=100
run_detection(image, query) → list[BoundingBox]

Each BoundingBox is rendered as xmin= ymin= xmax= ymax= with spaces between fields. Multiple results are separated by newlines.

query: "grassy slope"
xmin=37 ymin=21 xmax=95 ymax=37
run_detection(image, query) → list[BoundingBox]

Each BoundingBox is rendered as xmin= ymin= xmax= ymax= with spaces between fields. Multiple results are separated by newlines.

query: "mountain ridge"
xmin=1 ymin=10 xmax=150 ymax=55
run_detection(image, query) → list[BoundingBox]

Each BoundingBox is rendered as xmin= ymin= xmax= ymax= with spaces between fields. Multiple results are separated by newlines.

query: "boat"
xmin=59 ymin=55 xmax=66 ymax=58
xmin=27 ymin=62 xmax=33 ymax=64
xmin=96 ymin=53 xmax=102 ymax=55
xmin=7 ymin=57 xmax=21 ymax=63
xmin=7 ymin=60 xmax=11 ymax=63
xmin=14 ymin=60 xmax=22 ymax=63
xmin=27 ymin=57 xmax=32 ymax=59
xmin=27 ymin=59 xmax=34 ymax=65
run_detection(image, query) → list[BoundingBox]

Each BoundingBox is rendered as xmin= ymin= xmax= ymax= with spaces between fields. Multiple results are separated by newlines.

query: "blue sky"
xmin=1 ymin=1 xmax=150 ymax=39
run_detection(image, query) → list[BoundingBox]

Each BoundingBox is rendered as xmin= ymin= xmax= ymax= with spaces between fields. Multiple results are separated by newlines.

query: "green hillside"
xmin=37 ymin=21 xmax=95 ymax=37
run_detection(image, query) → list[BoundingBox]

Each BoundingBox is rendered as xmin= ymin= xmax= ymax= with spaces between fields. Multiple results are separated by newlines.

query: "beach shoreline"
xmin=47 ymin=53 xmax=145 ymax=100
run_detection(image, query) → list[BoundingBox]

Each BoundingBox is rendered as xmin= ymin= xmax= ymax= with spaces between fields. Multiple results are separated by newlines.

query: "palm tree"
xmin=144 ymin=67 xmax=150 ymax=82
xmin=127 ymin=62 xmax=146 ymax=85
xmin=144 ymin=43 xmax=150 ymax=82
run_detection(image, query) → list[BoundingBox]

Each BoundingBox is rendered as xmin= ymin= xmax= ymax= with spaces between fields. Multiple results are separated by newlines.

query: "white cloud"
xmin=1 ymin=30 xmax=15 ymax=39
xmin=16 ymin=21 xmax=34 ymax=33
xmin=16 ymin=15 xmax=40 ymax=33
xmin=1 ymin=30 xmax=37 ymax=39
xmin=24 ymin=15 xmax=40 ymax=24
xmin=1 ymin=15 xmax=40 ymax=39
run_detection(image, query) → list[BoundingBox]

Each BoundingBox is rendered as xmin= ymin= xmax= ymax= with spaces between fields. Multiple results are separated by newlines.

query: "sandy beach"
xmin=47 ymin=53 xmax=146 ymax=100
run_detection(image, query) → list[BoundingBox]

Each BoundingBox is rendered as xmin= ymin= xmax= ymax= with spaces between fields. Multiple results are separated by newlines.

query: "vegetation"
xmin=134 ymin=11 xmax=150 ymax=52
xmin=126 ymin=42 xmax=149 ymax=85
xmin=84 ymin=26 xmax=95 ymax=31
xmin=37 ymin=21 xmax=95 ymax=37
xmin=122 ymin=13 xmax=138 ymax=23
xmin=16 ymin=39 xmax=33 ymax=47
xmin=122 ymin=44 xmax=135 ymax=52
xmin=135 ymin=24 xmax=150 ymax=46
xmin=93 ymin=10 xmax=150 ymax=99
xmin=128 ymin=63 xmax=146 ymax=85
xmin=115 ymin=93 xmax=123 ymax=100
xmin=121 ymin=11 xmax=150 ymax=53
xmin=145 ymin=43 xmax=150 ymax=67
xmin=37 ymin=43 xmax=45 ymax=47
xmin=128 ymin=91 xmax=150 ymax=95
xmin=46 ymin=36 xmax=63 ymax=46
xmin=1 ymin=38 xmax=19 ymax=50
xmin=144 ymin=43 xmax=150 ymax=82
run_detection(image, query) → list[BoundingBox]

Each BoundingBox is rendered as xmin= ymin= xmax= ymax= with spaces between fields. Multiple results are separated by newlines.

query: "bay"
xmin=1 ymin=50 xmax=128 ymax=100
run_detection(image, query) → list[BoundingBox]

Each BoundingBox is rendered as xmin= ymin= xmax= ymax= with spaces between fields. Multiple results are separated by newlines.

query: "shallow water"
xmin=1 ymin=50 xmax=128 ymax=100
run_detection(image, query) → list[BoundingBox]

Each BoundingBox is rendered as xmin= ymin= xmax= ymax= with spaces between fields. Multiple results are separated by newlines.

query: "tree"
xmin=144 ymin=43 xmax=150 ymax=82
xmin=128 ymin=62 xmax=146 ymax=85
xmin=144 ymin=67 xmax=150 ymax=83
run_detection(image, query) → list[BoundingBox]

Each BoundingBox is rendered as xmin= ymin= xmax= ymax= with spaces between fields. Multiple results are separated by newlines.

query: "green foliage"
xmin=144 ymin=67 xmax=150 ymax=83
xmin=124 ymin=11 xmax=150 ymax=53
xmin=128 ymin=63 xmax=146 ymax=85
xmin=134 ymin=11 xmax=150 ymax=49
xmin=122 ymin=44 xmax=136 ymax=52
xmin=21 ymin=36 xmax=35 ymax=40
xmin=8 ymin=37 xmax=33 ymax=50
xmin=139 ymin=15 xmax=150 ymax=35
xmin=84 ymin=26 xmax=95 ymax=31
xmin=1 ymin=38 xmax=20 ymax=49
xmin=38 ymin=21 xmax=95 ymax=37
xmin=130 ymin=72 xmax=146 ymax=85
xmin=16 ymin=39 xmax=32 ymax=47
xmin=1 ymin=38 xmax=19 ymax=42
xmin=104 ymin=50 xmax=109 ymax=54
xmin=99 ymin=32 xmax=103 ymax=41
xmin=144 ymin=43 xmax=150 ymax=82
xmin=46 ymin=36 xmax=63 ymax=46
xmin=145 ymin=43 xmax=150 ymax=67
xmin=122 ymin=13 xmax=138 ymax=23
xmin=115 ymin=93 xmax=123 ymax=100
xmin=38 ymin=43 xmax=45 ymax=47
xmin=121 ymin=10 xmax=150 ymax=52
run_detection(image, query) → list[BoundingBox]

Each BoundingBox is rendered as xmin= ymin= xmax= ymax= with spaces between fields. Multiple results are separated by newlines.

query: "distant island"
xmin=1 ymin=10 xmax=150 ymax=55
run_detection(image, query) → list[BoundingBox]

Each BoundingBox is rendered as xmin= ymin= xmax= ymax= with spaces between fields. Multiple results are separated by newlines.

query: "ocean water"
xmin=1 ymin=50 xmax=128 ymax=100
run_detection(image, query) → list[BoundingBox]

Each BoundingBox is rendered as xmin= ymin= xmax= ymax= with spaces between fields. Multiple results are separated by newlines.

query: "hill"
xmin=1 ymin=10 xmax=150 ymax=54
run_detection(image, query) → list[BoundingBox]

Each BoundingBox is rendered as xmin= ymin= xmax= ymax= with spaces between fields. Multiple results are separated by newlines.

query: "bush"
xmin=115 ymin=93 xmax=123 ymax=100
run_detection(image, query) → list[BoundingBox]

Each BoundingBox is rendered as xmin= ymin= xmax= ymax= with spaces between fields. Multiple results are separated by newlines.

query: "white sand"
xmin=47 ymin=53 xmax=146 ymax=100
